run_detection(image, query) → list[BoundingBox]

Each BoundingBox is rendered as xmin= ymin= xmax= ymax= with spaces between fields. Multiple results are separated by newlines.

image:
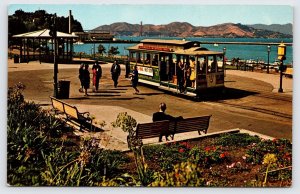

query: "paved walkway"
xmin=9 ymin=60 xmax=292 ymax=151
xmin=226 ymin=70 xmax=293 ymax=95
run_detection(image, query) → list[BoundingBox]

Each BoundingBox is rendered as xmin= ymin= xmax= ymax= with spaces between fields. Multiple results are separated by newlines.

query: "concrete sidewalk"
xmin=226 ymin=70 xmax=293 ymax=95
xmin=74 ymin=104 xmax=209 ymax=151
xmin=9 ymin=60 xmax=292 ymax=151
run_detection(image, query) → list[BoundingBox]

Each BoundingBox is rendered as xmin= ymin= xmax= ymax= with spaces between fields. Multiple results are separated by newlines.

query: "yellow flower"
xmin=263 ymin=153 xmax=277 ymax=165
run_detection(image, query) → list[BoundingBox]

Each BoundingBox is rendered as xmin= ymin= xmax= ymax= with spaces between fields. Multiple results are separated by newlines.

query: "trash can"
xmin=57 ymin=80 xmax=70 ymax=99
xmin=14 ymin=55 xmax=19 ymax=63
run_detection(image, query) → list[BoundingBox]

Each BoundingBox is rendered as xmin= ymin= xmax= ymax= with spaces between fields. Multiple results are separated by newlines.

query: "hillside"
xmin=93 ymin=22 xmax=292 ymax=38
xmin=247 ymin=23 xmax=292 ymax=36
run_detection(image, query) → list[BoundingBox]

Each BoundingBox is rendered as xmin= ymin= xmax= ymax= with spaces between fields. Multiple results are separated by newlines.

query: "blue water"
xmin=73 ymin=36 xmax=293 ymax=64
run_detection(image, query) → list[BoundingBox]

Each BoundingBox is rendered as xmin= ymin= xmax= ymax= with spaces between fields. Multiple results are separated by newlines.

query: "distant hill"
xmin=247 ymin=23 xmax=292 ymax=36
xmin=93 ymin=22 xmax=292 ymax=38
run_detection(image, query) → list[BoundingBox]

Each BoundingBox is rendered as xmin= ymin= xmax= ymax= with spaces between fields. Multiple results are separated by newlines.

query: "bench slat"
xmin=134 ymin=115 xmax=211 ymax=143
xmin=137 ymin=121 xmax=171 ymax=139
xmin=51 ymin=97 xmax=65 ymax=113
xmin=50 ymin=96 xmax=93 ymax=131
xmin=64 ymin=104 xmax=79 ymax=119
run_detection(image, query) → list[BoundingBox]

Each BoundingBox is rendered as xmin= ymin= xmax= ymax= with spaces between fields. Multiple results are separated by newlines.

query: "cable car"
xmin=127 ymin=39 xmax=225 ymax=97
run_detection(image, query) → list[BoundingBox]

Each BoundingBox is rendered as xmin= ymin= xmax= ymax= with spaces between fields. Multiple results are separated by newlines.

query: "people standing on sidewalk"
xmin=78 ymin=63 xmax=85 ymax=92
xmin=177 ymin=61 xmax=185 ymax=93
xmin=82 ymin=63 xmax=90 ymax=96
xmin=111 ymin=60 xmax=121 ymax=88
xmin=130 ymin=65 xmax=139 ymax=94
xmin=92 ymin=61 xmax=102 ymax=92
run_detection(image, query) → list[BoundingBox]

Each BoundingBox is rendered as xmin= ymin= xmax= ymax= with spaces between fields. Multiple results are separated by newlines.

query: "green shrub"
xmin=7 ymin=84 xmax=129 ymax=186
xmin=150 ymin=162 xmax=206 ymax=187
xmin=188 ymin=145 xmax=229 ymax=168
xmin=143 ymin=142 xmax=191 ymax=171
xmin=245 ymin=138 xmax=292 ymax=165
xmin=215 ymin=133 xmax=261 ymax=147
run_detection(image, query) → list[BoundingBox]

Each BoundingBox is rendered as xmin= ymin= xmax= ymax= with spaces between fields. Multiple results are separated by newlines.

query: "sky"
xmin=7 ymin=4 xmax=293 ymax=30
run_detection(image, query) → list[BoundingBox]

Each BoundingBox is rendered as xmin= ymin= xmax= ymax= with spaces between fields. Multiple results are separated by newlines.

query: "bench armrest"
xmin=79 ymin=111 xmax=92 ymax=119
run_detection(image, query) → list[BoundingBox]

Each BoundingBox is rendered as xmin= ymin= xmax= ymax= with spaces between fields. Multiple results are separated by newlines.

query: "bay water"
xmin=73 ymin=36 xmax=293 ymax=65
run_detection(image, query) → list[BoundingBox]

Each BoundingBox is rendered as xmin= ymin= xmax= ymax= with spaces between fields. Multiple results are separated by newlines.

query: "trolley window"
xmin=129 ymin=52 xmax=137 ymax=63
xmin=217 ymin=55 xmax=224 ymax=72
xmin=197 ymin=57 xmax=207 ymax=74
xmin=208 ymin=55 xmax=217 ymax=73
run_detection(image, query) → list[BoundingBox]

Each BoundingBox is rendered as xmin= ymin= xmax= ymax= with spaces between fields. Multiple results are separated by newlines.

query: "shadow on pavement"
xmin=199 ymin=87 xmax=258 ymax=102
xmin=135 ymin=92 xmax=163 ymax=96
xmin=92 ymin=90 xmax=124 ymax=94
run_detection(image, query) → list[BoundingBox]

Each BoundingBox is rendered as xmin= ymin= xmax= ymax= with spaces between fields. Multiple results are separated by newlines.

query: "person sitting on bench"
xmin=152 ymin=102 xmax=182 ymax=142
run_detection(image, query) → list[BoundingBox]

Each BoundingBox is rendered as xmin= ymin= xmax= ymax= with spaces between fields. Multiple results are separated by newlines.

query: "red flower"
xmin=179 ymin=148 xmax=185 ymax=153
xmin=205 ymin=147 xmax=210 ymax=152
xmin=220 ymin=153 xmax=226 ymax=158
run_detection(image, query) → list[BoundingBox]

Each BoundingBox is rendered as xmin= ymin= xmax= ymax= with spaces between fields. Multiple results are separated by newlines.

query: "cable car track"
xmin=215 ymin=101 xmax=292 ymax=120
xmin=228 ymin=86 xmax=292 ymax=102
xmin=209 ymin=87 xmax=293 ymax=120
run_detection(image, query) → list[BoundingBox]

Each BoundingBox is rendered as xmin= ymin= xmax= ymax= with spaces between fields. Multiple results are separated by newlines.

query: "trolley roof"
xmin=175 ymin=47 xmax=224 ymax=55
xmin=127 ymin=43 xmax=224 ymax=56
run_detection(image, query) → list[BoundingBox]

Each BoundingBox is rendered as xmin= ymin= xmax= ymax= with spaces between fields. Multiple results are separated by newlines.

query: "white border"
xmin=1 ymin=1 xmax=299 ymax=194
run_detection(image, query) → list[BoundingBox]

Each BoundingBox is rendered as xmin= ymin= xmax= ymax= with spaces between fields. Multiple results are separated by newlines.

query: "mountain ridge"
xmin=93 ymin=22 xmax=292 ymax=38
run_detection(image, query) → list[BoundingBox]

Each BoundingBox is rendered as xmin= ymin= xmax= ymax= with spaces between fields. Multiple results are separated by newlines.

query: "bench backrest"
xmin=51 ymin=98 xmax=65 ymax=113
xmin=136 ymin=120 xmax=171 ymax=139
xmin=63 ymin=103 xmax=79 ymax=119
xmin=175 ymin=115 xmax=211 ymax=134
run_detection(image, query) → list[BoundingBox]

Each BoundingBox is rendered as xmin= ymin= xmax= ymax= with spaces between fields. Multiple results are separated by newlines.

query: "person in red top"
xmin=92 ymin=61 xmax=102 ymax=92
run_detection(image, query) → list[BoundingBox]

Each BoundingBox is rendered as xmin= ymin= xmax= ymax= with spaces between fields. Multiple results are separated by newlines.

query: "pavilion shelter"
xmin=12 ymin=29 xmax=78 ymax=63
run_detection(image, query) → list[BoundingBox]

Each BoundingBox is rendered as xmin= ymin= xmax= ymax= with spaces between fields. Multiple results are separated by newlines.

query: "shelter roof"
xmin=12 ymin=29 xmax=78 ymax=38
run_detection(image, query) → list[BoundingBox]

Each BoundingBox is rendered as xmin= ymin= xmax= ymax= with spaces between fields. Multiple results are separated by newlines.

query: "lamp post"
xmin=223 ymin=47 xmax=226 ymax=55
xmin=277 ymin=43 xmax=286 ymax=93
xmin=49 ymin=14 xmax=58 ymax=98
xmin=92 ymin=36 xmax=96 ymax=59
xmin=267 ymin=45 xmax=271 ymax=74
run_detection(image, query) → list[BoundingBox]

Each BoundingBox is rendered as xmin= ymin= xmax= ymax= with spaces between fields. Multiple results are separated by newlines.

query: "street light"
xmin=277 ymin=43 xmax=286 ymax=93
xmin=267 ymin=45 xmax=271 ymax=74
xmin=92 ymin=36 xmax=96 ymax=59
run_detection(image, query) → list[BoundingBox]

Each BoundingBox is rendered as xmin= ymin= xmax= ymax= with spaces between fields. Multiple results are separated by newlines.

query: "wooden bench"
xmin=129 ymin=115 xmax=212 ymax=146
xmin=50 ymin=96 xmax=94 ymax=131
xmin=283 ymin=67 xmax=293 ymax=78
xmin=174 ymin=115 xmax=211 ymax=136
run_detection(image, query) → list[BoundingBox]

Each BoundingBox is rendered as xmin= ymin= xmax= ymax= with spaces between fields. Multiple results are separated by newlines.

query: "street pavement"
xmin=8 ymin=60 xmax=293 ymax=151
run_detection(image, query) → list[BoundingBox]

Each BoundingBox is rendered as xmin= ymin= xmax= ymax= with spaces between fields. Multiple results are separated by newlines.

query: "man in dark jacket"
xmin=110 ymin=60 xmax=121 ymax=88
xmin=152 ymin=102 xmax=182 ymax=142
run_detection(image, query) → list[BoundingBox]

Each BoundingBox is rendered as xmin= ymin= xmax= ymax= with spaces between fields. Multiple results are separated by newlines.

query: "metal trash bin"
xmin=14 ymin=55 xmax=19 ymax=63
xmin=57 ymin=80 xmax=70 ymax=99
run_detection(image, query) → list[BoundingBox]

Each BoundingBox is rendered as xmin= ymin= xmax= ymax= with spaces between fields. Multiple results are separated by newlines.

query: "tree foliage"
xmin=97 ymin=44 xmax=106 ymax=56
xmin=108 ymin=46 xmax=120 ymax=57
xmin=8 ymin=9 xmax=84 ymax=38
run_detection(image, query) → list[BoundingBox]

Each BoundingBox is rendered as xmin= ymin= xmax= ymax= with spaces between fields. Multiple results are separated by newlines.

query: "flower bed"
xmin=121 ymin=133 xmax=292 ymax=187
xmin=7 ymin=85 xmax=292 ymax=187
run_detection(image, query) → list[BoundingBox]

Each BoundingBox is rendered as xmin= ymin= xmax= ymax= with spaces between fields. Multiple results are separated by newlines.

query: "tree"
xmin=97 ymin=44 xmax=106 ymax=56
xmin=108 ymin=46 xmax=120 ymax=57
